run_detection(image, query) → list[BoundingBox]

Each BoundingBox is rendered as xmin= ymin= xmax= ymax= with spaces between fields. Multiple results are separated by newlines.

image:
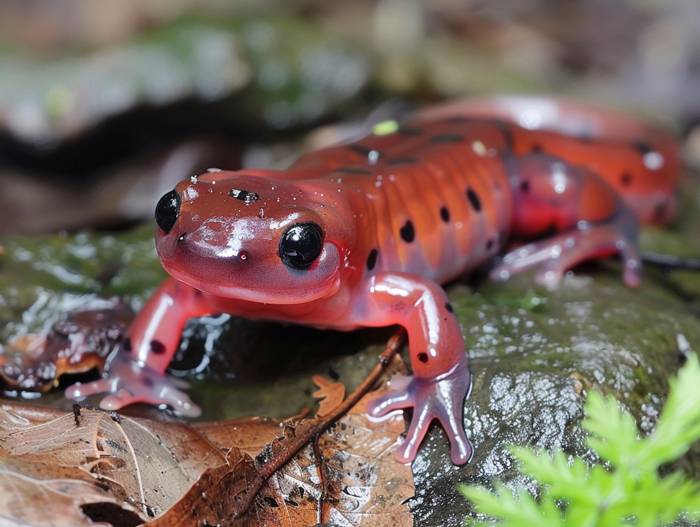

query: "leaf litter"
xmin=0 ymin=330 xmax=415 ymax=527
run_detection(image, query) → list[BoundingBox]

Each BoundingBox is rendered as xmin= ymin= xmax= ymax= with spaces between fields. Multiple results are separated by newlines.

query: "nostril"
xmin=156 ymin=190 xmax=181 ymax=233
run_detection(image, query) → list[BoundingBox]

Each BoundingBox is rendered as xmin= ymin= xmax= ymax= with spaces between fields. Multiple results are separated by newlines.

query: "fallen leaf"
xmin=312 ymin=374 xmax=346 ymax=417
xmin=0 ymin=299 xmax=134 ymax=393
xmin=0 ymin=353 xmax=414 ymax=527
xmin=0 ymin=401 xmax=226 ymax=522
xmin=0 ymin=471 xmax=143 ymax=527
xmin=151 ymin=354 xmax=413 ymax=527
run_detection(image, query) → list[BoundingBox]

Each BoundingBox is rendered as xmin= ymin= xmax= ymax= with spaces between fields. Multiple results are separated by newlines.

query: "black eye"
xmin=279 ymin=222 xmax=324 ymax=270
xmin=155 ymin=190 xmax=180 ymax=234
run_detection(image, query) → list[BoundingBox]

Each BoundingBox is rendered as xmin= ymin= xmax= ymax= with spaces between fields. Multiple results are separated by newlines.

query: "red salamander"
xmin=66 ymin=96 xmax=682 ymax=465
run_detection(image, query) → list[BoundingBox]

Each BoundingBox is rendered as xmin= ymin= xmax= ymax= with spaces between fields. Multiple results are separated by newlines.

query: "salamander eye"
xmin=155 ymin=190 xmax=180 ymax=234
xmin=279 ymin=222 xmax=324 ymax=270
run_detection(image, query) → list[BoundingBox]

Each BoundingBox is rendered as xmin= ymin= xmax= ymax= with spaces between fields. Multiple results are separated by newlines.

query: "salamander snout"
xmin=155 ymin=190 xmax=181 ymax=234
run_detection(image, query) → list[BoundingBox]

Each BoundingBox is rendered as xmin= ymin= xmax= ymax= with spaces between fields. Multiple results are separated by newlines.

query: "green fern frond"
xmin=460 ymin=354 xmax=700 ymax=526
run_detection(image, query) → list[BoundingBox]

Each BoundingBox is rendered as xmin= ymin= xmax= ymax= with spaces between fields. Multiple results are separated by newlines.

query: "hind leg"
xmin=492 ymin=154 xmax=641 ymax=287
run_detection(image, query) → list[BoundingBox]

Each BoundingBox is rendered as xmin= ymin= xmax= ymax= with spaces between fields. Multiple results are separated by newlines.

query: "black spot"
xmin=398 ymin=126 xmax=424 ymax=136
xmin=531 ymin=143 xmax=543 ymax=153
xmin=520 ymin=180 xmax=530 ymax=193
xmin=440 ymin=206 xmax=450 ymax=223
xmin=228 ymin=188 xmax=261 ymax=204
xmin=633 ymin=141 xmax=652 ymax=155
xmin=445 ymin=303 xmax=454 ymax=313
xmin=150 ymin=340 xmax=166 ymax=355
xmin=328 ymin=367 xmax=340 ymax=381
xmin=430 ymin=133 xmax=464 ymax=143
xmin=487 ymin=239 xmax=494 ymax=250
xmin=387 ymin=157 xmax=417 ymax=165
xmin=400 ymin=220 xmax=415 ymax=243
xmin=620 ymin=172 xmax=633 ymax=186
xmin=122 ymin=337 xmax=132 ymax=353
xmin=466 ymin=188 xmax=482 ymax=212
xmin=336 ymin=167 xmax=373 ymax=174
xmin=578 ymin=131 xmax=593 ymax=142
xmin=366 ymin=248 xmax=378 ymax=271
xmin=417 ymin=352 xmax=429 ymax=363
xmin=349 ymin=144 xmax=373 ymax=156
xmin=143 ymin=377 xmax=155 ymax=388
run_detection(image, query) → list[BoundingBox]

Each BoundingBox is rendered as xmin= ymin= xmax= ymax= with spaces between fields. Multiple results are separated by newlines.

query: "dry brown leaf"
xmin=152 ymin=410 xmax=412 ymax=527
xmin=0 ymin=300 xmax=133 ymax=393
xmin=0 ymin=353 xmax=414 ymax=527
xmin=195 ymin=417 xmax=285 ymax=458
xmin=0 ymin=470 xmax=142 ymax=527
xmin=312 ymin=374 xmax=346 ymax=418
xmin=0 ymin=401 xmax=226 ymax=522
xmin=151 ymin=355 xmax=413 ymax=527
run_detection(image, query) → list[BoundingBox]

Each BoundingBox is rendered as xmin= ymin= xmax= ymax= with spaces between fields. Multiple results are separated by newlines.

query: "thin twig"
xmin=236 ymin=327 xmax=407 ymax=516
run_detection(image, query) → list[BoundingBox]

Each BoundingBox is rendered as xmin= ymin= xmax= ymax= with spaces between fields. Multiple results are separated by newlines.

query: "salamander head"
xmin=154 ymin=170 xmax=352 ymax=304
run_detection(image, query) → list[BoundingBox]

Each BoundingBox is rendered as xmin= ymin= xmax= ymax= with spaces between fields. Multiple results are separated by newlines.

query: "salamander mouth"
xmin=160 ymin=243 xmax=342 ymax=305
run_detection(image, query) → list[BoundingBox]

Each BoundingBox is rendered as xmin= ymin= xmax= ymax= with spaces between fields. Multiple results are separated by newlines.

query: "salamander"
xmin=65 ymin=96 xmax=682 ymax=465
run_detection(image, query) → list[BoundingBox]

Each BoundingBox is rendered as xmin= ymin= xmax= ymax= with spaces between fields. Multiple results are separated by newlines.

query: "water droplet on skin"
xmin=472 ymin=141 xmax=487 ymax=157
xmin=643 ymin=151 xmax=664 ymax=170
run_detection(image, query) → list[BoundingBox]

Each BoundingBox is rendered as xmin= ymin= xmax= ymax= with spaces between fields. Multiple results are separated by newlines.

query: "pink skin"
xmin=66 ymin=97 xmax=681 ymax=465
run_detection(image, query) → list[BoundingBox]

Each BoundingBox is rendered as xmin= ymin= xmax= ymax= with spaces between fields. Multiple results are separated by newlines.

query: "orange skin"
xmin=66 ymin=96 xmax=681 ymax=465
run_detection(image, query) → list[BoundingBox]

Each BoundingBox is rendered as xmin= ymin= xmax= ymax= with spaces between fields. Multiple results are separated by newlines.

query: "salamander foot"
xmin=65 ymin=354 xmax=201 ymax=417
xmin=366 ymin=362 xmax=473 ymax=464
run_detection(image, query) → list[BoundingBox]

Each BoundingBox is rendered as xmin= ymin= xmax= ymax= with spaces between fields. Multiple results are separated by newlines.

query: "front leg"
xmin=65 ymin=278 xmax=212 ymax=416
xmin=358 ymin=273 xmax=473 ymax=465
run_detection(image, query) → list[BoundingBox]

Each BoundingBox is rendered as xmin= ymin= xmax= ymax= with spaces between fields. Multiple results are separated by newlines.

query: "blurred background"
xmin=0 ymin=0 xmax=699 ymax=235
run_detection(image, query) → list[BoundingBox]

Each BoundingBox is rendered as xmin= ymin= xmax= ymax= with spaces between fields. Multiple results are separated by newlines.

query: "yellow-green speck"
xmin=373 ymin=119 xmax=399 ymax=136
